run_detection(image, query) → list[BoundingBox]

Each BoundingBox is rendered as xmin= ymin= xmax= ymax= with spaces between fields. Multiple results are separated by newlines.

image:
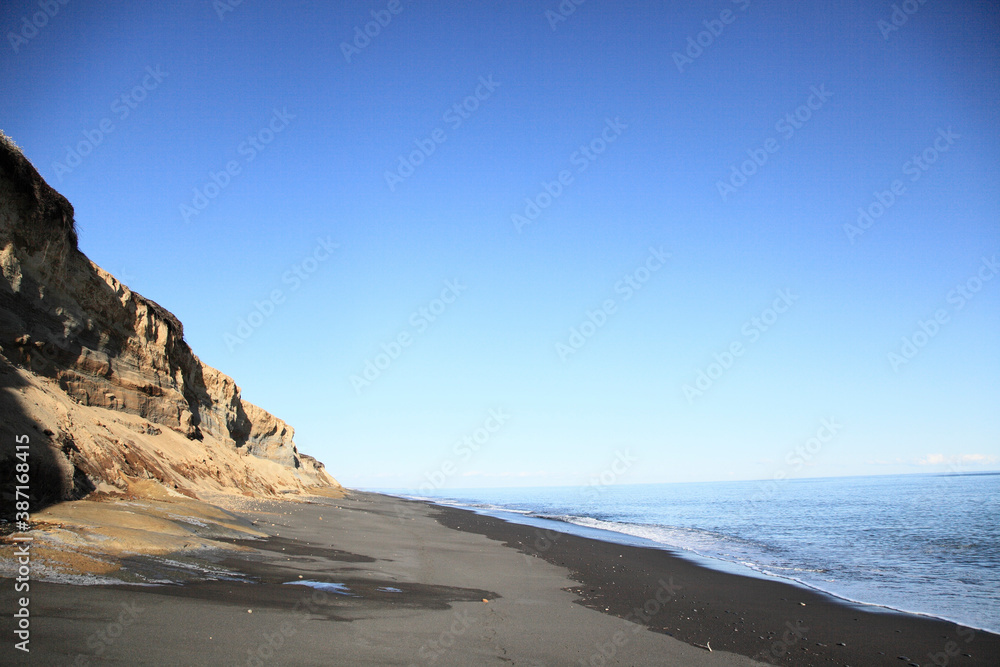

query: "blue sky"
xmin=2 ymin=0 xmax=998 ymax=490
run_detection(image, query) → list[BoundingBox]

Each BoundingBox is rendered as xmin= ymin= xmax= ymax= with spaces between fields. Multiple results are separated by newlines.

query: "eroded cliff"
xmin=0 ymin=132 xmax=339 ymax=505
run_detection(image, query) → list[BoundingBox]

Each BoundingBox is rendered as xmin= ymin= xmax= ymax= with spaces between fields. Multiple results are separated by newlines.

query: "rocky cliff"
xmin=0 ymin=132 xmax=339 ymax=506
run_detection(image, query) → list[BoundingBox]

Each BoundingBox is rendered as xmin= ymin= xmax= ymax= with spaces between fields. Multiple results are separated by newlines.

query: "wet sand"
xmin=1 ymin=490 xmax=996 ymax=665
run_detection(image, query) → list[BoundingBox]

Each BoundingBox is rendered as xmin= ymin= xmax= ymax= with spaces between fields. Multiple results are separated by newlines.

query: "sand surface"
xmin=2 ymin=490 xmax=769 ymax=665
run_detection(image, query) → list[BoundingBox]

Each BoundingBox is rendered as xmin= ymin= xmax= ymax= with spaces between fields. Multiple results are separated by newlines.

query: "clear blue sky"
xmin=2 ymin=0 xmax=997 ymax=490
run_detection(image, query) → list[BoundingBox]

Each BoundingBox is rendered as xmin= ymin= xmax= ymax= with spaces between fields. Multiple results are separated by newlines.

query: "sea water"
xmin=380 ymin=472 xmax=999 ymax=633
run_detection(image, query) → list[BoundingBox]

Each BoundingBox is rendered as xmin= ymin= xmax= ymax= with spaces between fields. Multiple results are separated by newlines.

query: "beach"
xmin=2 ymin=490 xmax=997 ymax=666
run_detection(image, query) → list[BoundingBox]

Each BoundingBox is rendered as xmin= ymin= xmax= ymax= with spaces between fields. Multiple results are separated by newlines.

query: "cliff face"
xmin=0 ymin=133 xmax=338 ymax=505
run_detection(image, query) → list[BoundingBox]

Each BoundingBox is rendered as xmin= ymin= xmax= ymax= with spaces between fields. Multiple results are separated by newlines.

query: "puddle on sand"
xmin=282 ymin=582 xmax=404 ymax=595
xmin=284 ymin=581 xmax=356 ymax=596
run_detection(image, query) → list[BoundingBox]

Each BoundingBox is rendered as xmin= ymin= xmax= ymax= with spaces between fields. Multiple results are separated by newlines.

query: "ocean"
xmin=382 ymin=472 xmax=1000 ymax=633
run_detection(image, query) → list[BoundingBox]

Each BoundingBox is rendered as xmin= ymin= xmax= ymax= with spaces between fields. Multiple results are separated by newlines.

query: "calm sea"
xmin=381 ymin=472 xmax=1000 ymax=633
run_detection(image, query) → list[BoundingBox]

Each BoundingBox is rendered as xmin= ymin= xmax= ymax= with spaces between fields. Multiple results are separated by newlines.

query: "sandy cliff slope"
xmin=0 ymin=132 xmax=339 ymax=507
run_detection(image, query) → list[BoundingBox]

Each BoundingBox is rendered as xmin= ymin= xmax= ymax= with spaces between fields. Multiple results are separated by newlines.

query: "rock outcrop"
xmin=0 ymin=132 xmax=339 ymax=506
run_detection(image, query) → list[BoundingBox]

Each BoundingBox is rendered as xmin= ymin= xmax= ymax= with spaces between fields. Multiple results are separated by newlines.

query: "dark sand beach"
xmin=2 ymin=491 xmax=997 ymax=666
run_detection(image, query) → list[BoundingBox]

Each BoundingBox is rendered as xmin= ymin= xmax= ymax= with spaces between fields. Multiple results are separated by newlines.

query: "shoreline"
xmin=424 ymin=498 xmax=999 ymax=636
xmin=1 ymin=490 xmax=995 ymax=665
xmin=426 ymin=495 xmax=1000 ymax=666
